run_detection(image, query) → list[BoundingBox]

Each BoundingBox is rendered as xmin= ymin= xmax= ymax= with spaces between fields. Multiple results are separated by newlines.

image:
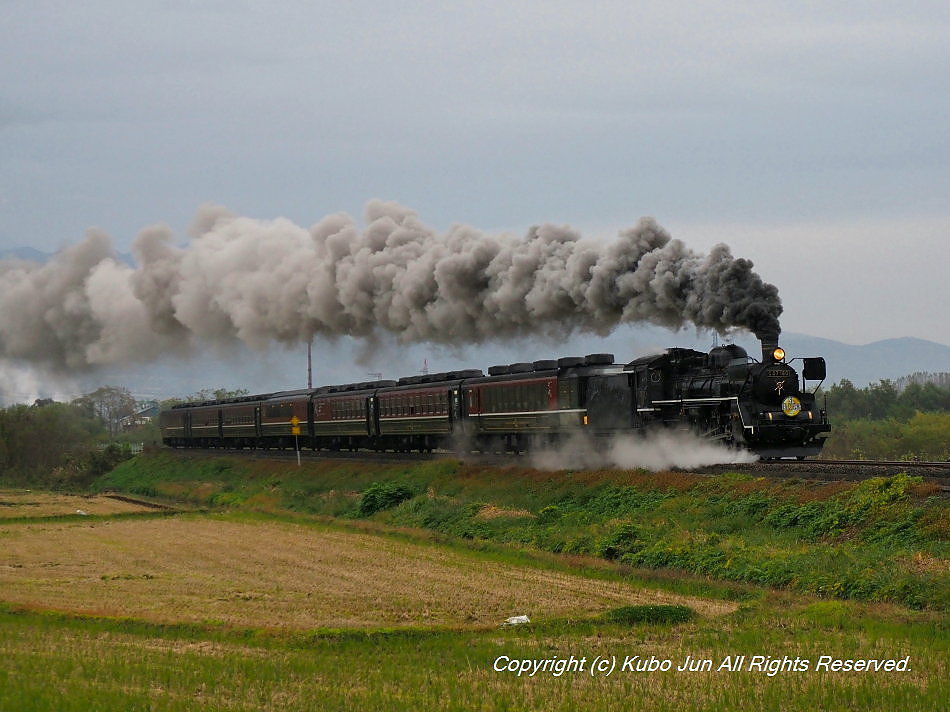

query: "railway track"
xmin=161 ymin=447 xmax=950 ymax=487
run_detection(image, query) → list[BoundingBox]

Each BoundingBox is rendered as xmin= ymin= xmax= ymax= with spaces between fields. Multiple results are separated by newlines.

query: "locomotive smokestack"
xmin=760 ymin=330 xmax=780 ymax=363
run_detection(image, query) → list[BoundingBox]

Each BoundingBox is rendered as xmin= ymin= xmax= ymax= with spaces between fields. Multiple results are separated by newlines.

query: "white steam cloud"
xmin=0 ymin=200 xmax=782 ymax=372
xmin=530 ymin=431 xmax=760 ymax=472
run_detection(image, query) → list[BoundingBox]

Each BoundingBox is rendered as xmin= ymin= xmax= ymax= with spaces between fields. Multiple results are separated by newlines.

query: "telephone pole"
xmin=307 ymin=340 xmax=313 ymax=389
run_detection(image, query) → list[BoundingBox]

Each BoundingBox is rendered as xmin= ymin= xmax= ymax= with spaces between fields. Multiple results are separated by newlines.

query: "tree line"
xmin=820 ymin=377 xmax=950 ymax=461
xmin=0 ymin=385 xmax=248 ymax=488
xmin=822 ymin=378 xmax=950 ymax=421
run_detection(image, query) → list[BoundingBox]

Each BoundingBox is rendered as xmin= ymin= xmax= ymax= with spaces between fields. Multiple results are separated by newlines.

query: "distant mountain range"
xmin=0 ymin=246 xmax=134 ymax=266
xmin=0 ymin=246 xmax=52 ymax=262
xmin=759 ymin=334 xmax=950 ymax=388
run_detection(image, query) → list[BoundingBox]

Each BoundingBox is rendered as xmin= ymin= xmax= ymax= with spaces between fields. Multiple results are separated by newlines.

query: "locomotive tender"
xmin=160 ymin=338 xmax=830 ymax=459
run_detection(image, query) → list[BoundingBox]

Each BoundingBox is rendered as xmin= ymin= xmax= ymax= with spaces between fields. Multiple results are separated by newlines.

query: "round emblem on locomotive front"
xmin=781 ymin=396 xmax=802 ymax=417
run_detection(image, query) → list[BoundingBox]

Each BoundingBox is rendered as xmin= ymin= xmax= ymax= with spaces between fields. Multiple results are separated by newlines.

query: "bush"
xmin=603 ymin=605 xmax=695 ymax=625
xmin=536 ymin=505 xmax=561 ymax=525
xmin=357 ymin=482 xmax=416 ymax=517
xmin=598 ymin=522 xmax=642 ymax=560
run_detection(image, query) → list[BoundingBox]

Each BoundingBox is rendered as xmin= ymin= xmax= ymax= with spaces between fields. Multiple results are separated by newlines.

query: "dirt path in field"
xmin=0 ymin=514 xmax=737 ymax=628
xmin=0 ymin=491 xmax=162 ymax=518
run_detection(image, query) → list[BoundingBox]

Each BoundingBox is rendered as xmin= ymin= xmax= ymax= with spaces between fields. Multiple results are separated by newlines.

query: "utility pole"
xmin=307 ymin=340 xmax=313 ymax=389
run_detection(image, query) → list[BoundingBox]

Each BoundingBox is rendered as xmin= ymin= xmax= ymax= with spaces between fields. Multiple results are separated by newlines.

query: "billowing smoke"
xmin=0 ymin=200 xmax=781 ymax=371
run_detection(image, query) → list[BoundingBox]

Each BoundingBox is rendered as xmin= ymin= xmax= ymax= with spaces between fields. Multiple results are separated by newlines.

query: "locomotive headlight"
xmin=781 ymin=396 xmax=802 ymax=417
xmin=772 ymin=347 xmax=786 ymax=362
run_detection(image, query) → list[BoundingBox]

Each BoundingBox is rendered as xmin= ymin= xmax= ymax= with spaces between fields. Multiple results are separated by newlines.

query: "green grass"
xmin=3 ymin=451 xmax=948 ymax=711
xmin=94 ymin=453 xmax=949 ymax=610
xmin=0 ymin=600 xmax=945 ymax=712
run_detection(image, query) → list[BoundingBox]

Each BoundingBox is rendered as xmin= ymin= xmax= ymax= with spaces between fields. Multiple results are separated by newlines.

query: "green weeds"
xmin=91 ymin=453 xmax=948 ymax=610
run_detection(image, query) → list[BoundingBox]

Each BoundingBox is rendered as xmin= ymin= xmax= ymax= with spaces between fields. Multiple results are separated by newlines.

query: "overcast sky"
xmin=2 ymin=0 xmax=948 ymax=360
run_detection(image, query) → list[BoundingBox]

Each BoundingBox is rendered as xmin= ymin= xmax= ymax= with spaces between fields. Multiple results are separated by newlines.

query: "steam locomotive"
xmin=160 ymin=337 xmax=831 ymax=459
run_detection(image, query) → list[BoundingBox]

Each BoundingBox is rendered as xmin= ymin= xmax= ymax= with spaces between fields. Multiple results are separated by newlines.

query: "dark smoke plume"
xmin=0 ymin=200 xmax=781 ymax=371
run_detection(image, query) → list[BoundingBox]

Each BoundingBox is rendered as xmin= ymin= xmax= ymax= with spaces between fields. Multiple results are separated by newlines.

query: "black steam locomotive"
xmin=160 ymin=337 xmax=830 ymax=460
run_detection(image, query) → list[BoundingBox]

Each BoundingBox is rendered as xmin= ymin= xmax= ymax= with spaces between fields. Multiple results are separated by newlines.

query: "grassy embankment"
xmin=94 ymin=451 xmax=948 ymax=609
xmin=0 ymin=452 xmax=946 ymax=710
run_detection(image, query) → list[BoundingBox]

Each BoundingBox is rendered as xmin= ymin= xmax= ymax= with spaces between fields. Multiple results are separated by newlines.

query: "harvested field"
xmin=0 ymin=514 xmax=735 ymax=628
xmin=0 ymin=490 xmax=158 ymax=519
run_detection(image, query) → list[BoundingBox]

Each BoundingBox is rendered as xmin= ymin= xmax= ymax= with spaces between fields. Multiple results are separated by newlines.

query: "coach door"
xmin=367 ymin=397 xmax=379 ymax=436
xmin=449 ymin=388 xmax=462 ymax=432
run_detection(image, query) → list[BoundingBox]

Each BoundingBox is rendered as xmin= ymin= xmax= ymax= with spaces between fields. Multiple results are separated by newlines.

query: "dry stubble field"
xmin=1 ymin=487 xmax=944 ymax=712
xmin=0 ymin=500 xmax=733 ymax=629
xmin=0 ymin=490 xmax=157 ymax=519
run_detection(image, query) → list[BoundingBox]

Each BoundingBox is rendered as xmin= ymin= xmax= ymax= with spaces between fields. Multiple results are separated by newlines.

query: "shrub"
xmin=598 ymin=522 xmax=642 ymax=560
xmin=537 ymin=505 xmax=561 ymax=525
xmin=357 ymin=482 xmax=415 ymax=517
xmin=603 ymin=604 xmax=695 ymax=625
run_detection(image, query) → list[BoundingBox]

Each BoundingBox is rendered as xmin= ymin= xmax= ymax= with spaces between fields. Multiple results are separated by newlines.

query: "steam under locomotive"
xmin=160 ymin=337 xmax=830 ymax=460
